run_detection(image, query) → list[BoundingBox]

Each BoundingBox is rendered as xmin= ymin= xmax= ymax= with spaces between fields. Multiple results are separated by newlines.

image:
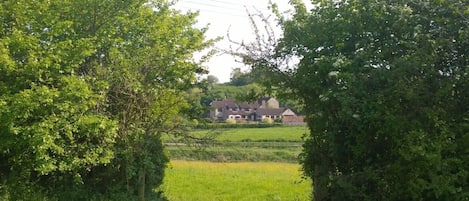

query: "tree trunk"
xmin=138 ymin=167 xmax=145 ymax=201
xmin=313 ymin=165 xmax=327 ymax=201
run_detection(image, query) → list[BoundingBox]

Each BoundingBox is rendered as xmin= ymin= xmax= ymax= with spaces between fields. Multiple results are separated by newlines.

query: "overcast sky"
xmin=172 ymin=0 xmax=300 ymax=83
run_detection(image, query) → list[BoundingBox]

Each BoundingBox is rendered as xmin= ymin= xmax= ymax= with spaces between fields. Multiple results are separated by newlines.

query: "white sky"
xmin=172 ymin=0 xmax=302 ymax=83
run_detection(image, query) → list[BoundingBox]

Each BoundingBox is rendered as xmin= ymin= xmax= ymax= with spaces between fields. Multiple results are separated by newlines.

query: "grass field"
xmin=191 ymin=126 xmax=308 ymax=142
xmin=164 ymin=126 xmax=307 ymax=162
xmin=162 ymin=126 xmax=311 ymax=200
xmin=160 ymin=160 xmax=311 ymax=201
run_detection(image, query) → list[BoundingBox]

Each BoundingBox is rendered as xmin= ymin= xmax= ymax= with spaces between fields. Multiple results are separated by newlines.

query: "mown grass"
xmin=160 ymin=160 xmax=311 ymax=201
xmin=188 ymin=126 xmax=308 ymax=142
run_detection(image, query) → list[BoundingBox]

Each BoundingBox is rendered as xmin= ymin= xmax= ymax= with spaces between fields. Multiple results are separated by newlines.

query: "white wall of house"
xmin=228 ymin=115 xmax=242 ymax=119
xmin=261 ymin=115 xmax=281 ymax=120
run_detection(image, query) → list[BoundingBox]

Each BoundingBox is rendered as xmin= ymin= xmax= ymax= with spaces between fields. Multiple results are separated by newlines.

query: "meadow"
xmin=162 ymin=125 xmax=311 ymax=201
xmin=161 ymin=160 xmax=311 ymax=201
xmin=191 ymin=126 xmax=308 ymax=142
xmin=165 ymin=126 xmax=308 ymax=162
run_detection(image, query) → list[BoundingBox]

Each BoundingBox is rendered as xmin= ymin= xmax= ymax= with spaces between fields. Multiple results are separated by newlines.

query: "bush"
xmin=274 ymin=118 xmax=283 ymax=123
xmin=225 ymin=118 xmax=236 ymax=124
xmin=261 ymin=118 xmax=273 ymax=124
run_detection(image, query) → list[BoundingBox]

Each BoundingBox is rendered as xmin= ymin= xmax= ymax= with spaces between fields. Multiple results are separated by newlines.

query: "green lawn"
xmin=190 ymin=126 xmax=308 ymax=142
xmin=162 ymin=127 xmax=311 ymax=200
xmin=160 ymin=160 xmax=311 ymax=201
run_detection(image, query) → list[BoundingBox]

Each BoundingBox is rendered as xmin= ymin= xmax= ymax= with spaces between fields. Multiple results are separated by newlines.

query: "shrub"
xmin=261 ymin=118 xmax=273 ymax=124
xmin=225 ymin=118 xmax=236 ymax=124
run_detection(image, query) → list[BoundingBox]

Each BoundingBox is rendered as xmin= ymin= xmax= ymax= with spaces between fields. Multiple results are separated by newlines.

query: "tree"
xmin=237 ymin=0 xmax=469 ymax=200
xmin=0 ymin=0 xmax=213 ymax=200
xmin=229 ymin=67 xmax=254 ymax=86
xmin=206 ymin=75 xmax=219 ymax=87
xmin=0 ymin=0 xmax=119 ymax=199
xmin=199 ymin=83 xmax=263 ymax=106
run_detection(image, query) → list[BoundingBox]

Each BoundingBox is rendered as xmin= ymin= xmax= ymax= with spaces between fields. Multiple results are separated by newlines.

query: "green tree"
xmin=200 ymin=83 xmax=263 ymax=106
xmin=0 ymin=0 xmax=118 ymax=199
xmin=205 ymin=75 xmax=219 ymax=87
xmin=229 ymin=67 xmax=254 ymax=86
xmin=0 ymin=0 xmax=213 ymax=200
xmin=239 ymin=0 xmax=469 ymax=200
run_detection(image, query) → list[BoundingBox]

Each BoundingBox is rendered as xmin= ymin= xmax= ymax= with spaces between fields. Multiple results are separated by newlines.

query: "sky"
xmin=172 ymin=0 xmax=300 ymax=83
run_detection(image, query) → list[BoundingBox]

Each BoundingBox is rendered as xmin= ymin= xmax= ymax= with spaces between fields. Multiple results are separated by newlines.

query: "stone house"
xmin=209 ymin=97 xmax=302 ymax=123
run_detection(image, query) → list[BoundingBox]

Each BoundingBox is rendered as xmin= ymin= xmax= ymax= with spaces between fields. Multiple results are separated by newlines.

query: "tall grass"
xmin=166 ymin=145 xmax=301 ymax=163
xmin=160 ymin=160 xmax=311 ymax=201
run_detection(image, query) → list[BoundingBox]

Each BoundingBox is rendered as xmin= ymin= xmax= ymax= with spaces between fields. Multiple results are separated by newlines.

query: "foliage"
xmin=261 ymin=117 xmax=274 ymax=124
xmin=225 ymin=118 xmax=237 ymax=124
xmin=161 ymin=160 xmax=311 ymax=201
xmin=166 ymin=145 xmax=301 ymax=163
xmin=199 ymin=83 xmax=262 ymax=106
xmin=237 ymin=0 xmax=469 ymax=200
xmin=229 ymin=67 xmax=254 ymax=86
xmin=0 ymin=0 xmax=213 ymax=200
xmin=204 ymin=75 xmax=219 ymax=87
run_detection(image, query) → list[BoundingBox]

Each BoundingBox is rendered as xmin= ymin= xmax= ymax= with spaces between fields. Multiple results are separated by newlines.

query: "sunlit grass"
xmin=161 ymin=160 xmax=311 ymax=201
xmin=191 ymin=126 xmax=309 ymax=142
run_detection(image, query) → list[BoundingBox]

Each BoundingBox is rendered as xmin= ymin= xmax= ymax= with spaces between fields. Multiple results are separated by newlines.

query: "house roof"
xmin=256 ymin=108 xmax=286 ymax=116
xmin=211 ymin=100 xmax=237 ymax=108
xmin=226 ymin=110 xmax=254 ymax=116
xmin=238 ymin=102 xmax=258 ymax=109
